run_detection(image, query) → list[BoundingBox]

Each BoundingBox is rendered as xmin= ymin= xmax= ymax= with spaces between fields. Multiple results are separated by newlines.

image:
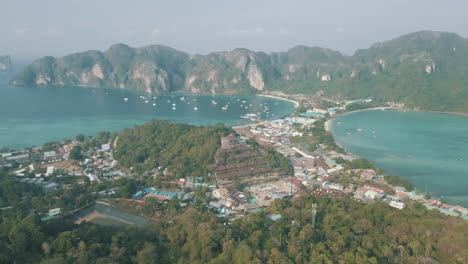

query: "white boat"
xmin=153 ymin=103 xmax=156 ymax=106
xmin=124 ymin=98 xmax=129 ymax=102
xmin=172 ymin=103 xmax=176 ymax=106
xmin=357 ymin=128 xmax=363 ymax=132
xmin=144 ymin=100 xmax=149 ymax=104
xmin=172 ymin=106 xmax=176 ymax=110
xmin=211 ymin=100 xmax=218 ymax=105
xmin=194 ymin=107 xmax=198 ymax=111
xmin=221 ymin=106 xmax=228 ymax=111
xmin=180 ymin=97 xmax=185 ymax=101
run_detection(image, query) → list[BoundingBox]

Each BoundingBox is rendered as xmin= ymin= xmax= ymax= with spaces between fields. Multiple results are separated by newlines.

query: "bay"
xmin=0 ymin=66 xmax=294 ymax=149
xmin=330 ymin=109 xmax=468 ymax=207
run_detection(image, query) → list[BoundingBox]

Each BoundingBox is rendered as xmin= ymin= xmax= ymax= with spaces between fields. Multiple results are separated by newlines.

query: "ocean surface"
xmin=331 ymin=109 xmax=468 ymax=207
xmin=0 ymin=64 xmax=294 ymax=149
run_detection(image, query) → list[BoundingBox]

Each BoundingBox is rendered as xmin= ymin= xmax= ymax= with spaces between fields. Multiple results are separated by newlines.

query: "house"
xmin=324 ymin=157 xmax=336 ymax=168
xmin=364 ymin=190 xmax=379 ymax=200
xmin=321 ymin=74 xmax=331 ymax=81
xmin=101 ymin=144 xmax=111 ymax=151
xmin=213 ymin=188 xmax=229 ymax=199
xmin=363 ymin=184 xmax=385 ymax=194
xmin=361 ymin=169 xmax=377 ymax=180
xmin=87 ymin=173 xmax=98 ymax=182
xmin=389 ymin=201 xmax=405 ymax=210
xmin=45 ymin=166 xmax=55 ymax=176
xmin=6 ymin=153 xmax=30 ymax=163
xmin=327 ymin=165 xmax=344 ymax=174
xmin=329 ymin=183 xmax=344 ymax=191
xmin=396 ymin=192 xmax=409 ymax=202
xmin=43 ymin=182 xmax=59 ymax=192
xmin=43 ymin=151 xmax=59 ymax=161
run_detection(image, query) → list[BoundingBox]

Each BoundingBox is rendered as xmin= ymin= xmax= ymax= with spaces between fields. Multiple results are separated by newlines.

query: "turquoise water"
xmin=0 ymin=68 xmax=294 ymax=149
xmin=331 ymin=109 xmax=468 ymax=207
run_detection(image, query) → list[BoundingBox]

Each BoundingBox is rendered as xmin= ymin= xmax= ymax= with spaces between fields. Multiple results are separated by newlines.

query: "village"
xmin=1 ymin=94 xmax=467 ymax=222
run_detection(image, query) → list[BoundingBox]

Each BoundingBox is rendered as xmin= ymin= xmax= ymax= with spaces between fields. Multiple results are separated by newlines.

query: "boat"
xmin=357 ymin=128 xmax=363 ymax=132
xmin=180 ymin=97 xmax=185 ymax=101
xmin=144 ymin=100 xmax=149 ymax=104
xmin=172 ymin=106 xmax=176 ymax=110
xmin=211 ymin=100 xmax=218 ymax=105
xmin=221 ymin=106 xmax=228 ymax=111
xmin=194 ymin=107 xmax=198 ymax=111
xmin=124 ymin=97 xmax=129 ymax=102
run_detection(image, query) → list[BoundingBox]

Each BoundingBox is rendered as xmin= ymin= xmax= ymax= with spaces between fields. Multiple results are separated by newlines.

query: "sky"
xmin=1 ymin=0 xmax=468 ymax=58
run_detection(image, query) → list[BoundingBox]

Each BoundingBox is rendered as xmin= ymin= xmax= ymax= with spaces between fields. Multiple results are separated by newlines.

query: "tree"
xmin=76 ymin=134 xmax=86 ymax=142
xmin=69 ymin=146 xmax=83 ymax=161
xmin=136 ymin=242 xmax=158 ymax=264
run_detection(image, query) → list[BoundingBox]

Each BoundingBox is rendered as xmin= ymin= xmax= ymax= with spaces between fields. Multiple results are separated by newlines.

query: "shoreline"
xmin=324 ymin=106 xmax=398 ymax=132
xmin=257 ymin=94 xmax=300 ymax=108
xmin=325 ymin=106 xmax=468 ymax=210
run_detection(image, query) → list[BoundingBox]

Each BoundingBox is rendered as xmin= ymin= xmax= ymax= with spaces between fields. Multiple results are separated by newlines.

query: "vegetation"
xmin=384 ymin=175 xmax=415 ymax=191
xmin=12 ymin=31 xmax=468 ymax=113
xmin=1 ymin=171 xmax=467 ymax=264
xmin=309 ymin=120 xmax=345 ymax=153
xmin=114 ymin=121 xmax=232 ymax=177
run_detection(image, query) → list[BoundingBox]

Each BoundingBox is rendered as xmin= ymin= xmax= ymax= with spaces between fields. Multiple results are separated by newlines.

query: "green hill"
xmin=11 ymin=31 xmax=468 ymax=112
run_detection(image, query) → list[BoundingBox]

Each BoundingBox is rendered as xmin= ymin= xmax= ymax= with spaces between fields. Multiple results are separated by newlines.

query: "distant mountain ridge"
xmin=0 ymin=55 xmax=12 ymax=72
xmin=11 ymin=31 xmax=468 ymax=112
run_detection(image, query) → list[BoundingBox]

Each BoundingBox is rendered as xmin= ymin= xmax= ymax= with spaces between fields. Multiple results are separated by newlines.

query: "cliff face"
xmin=0 ymin=56 xmax=12 ymax=72
xmin=10 ymin=31 xmax=468 ymax=111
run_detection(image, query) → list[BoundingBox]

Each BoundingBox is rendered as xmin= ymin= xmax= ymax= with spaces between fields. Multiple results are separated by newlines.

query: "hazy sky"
xmin=2 ymin=0 xmax=468 ymax=58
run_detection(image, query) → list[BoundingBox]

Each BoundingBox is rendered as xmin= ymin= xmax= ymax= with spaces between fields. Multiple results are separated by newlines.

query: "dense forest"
xmin=1 ymin=169 xmax=467 ymax=263
xmin=114 ymin=121 xmax=232 ymax=178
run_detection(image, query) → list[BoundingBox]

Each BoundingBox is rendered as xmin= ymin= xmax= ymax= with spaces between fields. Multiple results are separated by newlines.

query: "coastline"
xmin=257 ymin=94 xmax=300 ymax=108
xmin=325 ymin=106 xmax=468 ymax=210
xmin=324 ymin=106 xmax=398 ymax=132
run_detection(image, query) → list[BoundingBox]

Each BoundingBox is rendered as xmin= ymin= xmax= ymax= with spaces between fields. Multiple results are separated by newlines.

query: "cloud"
xmin=227 ymin=27 xmax=264 ymax=36
xmin=11 ymin=27 xmax=30 ymax=35
xmin=150 ymin=28 xmax=161 ymax=35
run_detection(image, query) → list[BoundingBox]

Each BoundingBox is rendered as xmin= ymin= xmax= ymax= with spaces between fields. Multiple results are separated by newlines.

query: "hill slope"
xmin=11 ymin=31 xmax=468 ymax=112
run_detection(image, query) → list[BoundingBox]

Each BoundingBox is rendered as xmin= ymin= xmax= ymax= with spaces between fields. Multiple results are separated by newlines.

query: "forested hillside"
xmin=1 ymin=170 xmax=467 ymax=263
xmin=11 ymin=31 xmax=468 ymax=112
xmin=113 ymin=121 xmax=232 ymax=177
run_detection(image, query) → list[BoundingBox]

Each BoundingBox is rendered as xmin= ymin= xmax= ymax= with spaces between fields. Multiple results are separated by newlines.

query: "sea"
xmin=330 ymin=109 xmax=468 ymax=207
xmin=0 ymin=61 xmax=294 ymax=149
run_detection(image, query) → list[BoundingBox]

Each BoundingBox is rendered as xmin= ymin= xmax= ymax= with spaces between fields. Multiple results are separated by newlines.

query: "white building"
xmin=389 ymin=201 xmax=405 ymax=210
